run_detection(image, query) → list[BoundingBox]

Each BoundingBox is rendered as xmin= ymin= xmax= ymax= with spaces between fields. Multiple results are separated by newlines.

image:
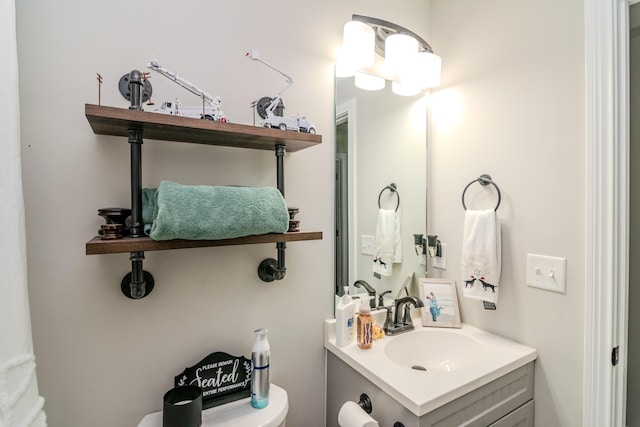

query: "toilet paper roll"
xmin=338 ymin=401 xmax=379 ymax=427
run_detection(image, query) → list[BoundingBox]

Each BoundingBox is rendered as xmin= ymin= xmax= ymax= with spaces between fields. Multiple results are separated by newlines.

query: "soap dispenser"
xmin=357 ymin=296 xmax=374 ymax=350
xmin=336 ymin=286 xmax=355 ymax=347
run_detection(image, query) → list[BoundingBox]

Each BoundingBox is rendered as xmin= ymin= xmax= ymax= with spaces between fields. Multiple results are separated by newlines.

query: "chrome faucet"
xmin=353 ymin=280 xmax=376 ymax=309
xmin=383 ymin=296 xmax=425 ymax=335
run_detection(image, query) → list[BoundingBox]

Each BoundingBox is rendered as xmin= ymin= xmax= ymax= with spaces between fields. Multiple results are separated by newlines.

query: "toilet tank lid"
xmin=137 ymin=383 xmax=288 ymax=427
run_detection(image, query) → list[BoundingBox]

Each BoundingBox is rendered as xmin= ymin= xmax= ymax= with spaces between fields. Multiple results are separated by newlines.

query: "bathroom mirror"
xmin=335 ymin=73 xmax=428 ymax=303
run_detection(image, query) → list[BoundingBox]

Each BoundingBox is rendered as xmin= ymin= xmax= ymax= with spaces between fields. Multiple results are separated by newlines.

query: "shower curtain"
xmin=0 ymin=0 xmax=47 ymax=425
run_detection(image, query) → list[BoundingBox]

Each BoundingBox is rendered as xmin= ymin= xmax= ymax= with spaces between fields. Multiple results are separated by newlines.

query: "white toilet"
xmin=137 ymin=383 xmax=288 ymax=427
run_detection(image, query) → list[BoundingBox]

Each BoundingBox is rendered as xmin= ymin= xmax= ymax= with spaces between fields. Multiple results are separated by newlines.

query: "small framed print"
xmin=418 ymin=278 xmax=461 ymax=328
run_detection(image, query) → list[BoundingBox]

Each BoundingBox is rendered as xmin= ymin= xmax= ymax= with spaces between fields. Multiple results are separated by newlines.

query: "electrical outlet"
xmin=361 ymin=235 xmax=374 ymax=255
xmin=526 ymin=253 xmax=566 ymax=293
xmin=433 ymin=243 xmax=447 ymax=269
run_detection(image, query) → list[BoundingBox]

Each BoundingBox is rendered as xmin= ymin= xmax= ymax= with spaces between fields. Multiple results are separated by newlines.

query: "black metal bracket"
xmin=121 ymin=255 xmax=154 ymax=299
xmin=122 ymin=70 xmax=154 ymax=299
xmin=258 ymin=145 xmax=288 ymax=283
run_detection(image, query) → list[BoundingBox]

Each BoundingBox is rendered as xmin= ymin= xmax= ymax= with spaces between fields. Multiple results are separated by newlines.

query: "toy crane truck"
xmin=246 ymin=50 xmax=316 ymax=133
xmin=146 ymin=60 xmax=227 ymax=122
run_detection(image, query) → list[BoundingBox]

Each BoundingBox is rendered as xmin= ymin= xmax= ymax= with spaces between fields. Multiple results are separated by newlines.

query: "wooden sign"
xmin=175 ymin=351 xmax=252 ymax=409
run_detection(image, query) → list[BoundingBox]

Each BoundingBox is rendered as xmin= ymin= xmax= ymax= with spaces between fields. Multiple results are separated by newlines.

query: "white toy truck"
xmin=146 ymin=60 xmax=227 ymax=122
xmin=246 ymin=50 xmax=316 ymax=133
xmin=150 ymin=99 xmax=224 ymax=121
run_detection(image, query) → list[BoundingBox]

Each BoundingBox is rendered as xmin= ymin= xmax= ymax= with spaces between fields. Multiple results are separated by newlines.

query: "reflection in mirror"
xmin=335 ymin=73 xmax=428 ymax=308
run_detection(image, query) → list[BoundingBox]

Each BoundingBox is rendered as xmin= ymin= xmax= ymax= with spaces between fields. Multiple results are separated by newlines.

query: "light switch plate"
xmin=433 ymin=243 xmax=447 ymax=269
xmin=526 ymin=253 xmax=566 ymax=293
xmin=361 ymin=235 xmax=374 ymax=256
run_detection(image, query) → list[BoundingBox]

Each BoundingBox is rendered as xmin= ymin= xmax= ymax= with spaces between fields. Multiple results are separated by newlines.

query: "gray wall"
xmin=429 ymin=1 xmax=585 ymax=426
xmin=15 ymin=1 xmax=430 ymax=426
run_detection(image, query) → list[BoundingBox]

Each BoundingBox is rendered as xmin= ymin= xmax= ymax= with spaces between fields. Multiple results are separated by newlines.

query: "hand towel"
xmin=393 ymin=208 xmax=402 ymax=263
xmin=142 ymin=187 xmax=158 ymax=236
xmin=149 ymin=181 xmax=289 ymax=241
xmin=461 ymin=209 xmax=501 ymax=305
xmin=372 ymin=209 xmax=401 ymax=276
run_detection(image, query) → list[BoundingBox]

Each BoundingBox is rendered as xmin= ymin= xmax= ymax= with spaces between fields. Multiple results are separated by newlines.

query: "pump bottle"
xmin=357 ymin=296 xmax=374 ymax=349
xmin=251 ymin=328 xmax=270 ymax=408
xmin=335 ymin=286 xmax=355 ymax=347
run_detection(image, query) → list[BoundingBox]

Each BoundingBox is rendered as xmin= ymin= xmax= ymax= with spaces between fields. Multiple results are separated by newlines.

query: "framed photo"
xmin=418 ymin=278 xmax=461 ymax=328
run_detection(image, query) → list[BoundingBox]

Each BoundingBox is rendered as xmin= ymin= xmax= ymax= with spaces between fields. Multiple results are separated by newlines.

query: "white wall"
xmin=429 ymin=1 xmax=585 ymax=426
xmin=15 ymin=1 xmax=431 ymax=426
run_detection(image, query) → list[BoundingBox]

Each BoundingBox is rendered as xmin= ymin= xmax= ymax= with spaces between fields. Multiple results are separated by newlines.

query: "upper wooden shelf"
xmin=85 ymin=104 xmax=322 ymax=152
xmin=86 ymin=231 xmax=323 ymax=255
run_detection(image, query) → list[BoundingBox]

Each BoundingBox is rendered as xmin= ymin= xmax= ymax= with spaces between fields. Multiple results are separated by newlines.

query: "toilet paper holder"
xmin=357 ymin=394 xmax=373 ymax=414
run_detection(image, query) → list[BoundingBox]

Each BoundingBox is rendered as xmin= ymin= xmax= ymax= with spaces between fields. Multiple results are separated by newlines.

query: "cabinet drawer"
xmin=488 ymin=400 xmax=534 ymax=427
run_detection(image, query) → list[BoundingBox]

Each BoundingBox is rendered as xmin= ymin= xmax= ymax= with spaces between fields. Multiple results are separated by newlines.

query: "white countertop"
xmin=324 ymin=313 xmax=537 ymax=416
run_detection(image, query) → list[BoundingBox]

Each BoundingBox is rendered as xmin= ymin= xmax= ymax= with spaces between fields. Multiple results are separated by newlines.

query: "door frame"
xmin=336 ymin=99 xmax=357 ymax=290
xmin=584 ymin=0 xmax=629 ymax=425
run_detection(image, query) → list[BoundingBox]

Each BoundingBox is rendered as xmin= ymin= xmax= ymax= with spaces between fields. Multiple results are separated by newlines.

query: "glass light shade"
xmin=408 ymin=51 xmax=442 ymax=89
xmin=335 ymin=62 xmax=355 ymax=78
xmin=385 ymin=33 xmax=419 ymax=72
xmin=392 ymin=81 xmax=421 ymax=96
xmin=354 ymin=71 xmax=385 ymax=91
xmin=342 ymin=21 xmax=375 ymax=69
xmin=334 ymin=45 xmax=356 ymax=77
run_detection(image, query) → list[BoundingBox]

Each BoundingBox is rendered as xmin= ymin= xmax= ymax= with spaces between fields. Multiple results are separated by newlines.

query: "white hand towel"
xmin=461 ymin=209 xmax=501 ymax=305
xmin=373 ymin=209 xmax=400 ymax=276
xmin=394 ymin=207 xmax=402 ymax=263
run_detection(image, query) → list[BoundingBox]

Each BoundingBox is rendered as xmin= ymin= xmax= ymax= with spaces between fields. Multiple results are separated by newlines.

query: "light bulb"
xmin=392 ymin=81 xmax=420 ymax=96
xmin=404 ymin=51 xmax=442 ymax=89
xmin=342 ymin=21 xmax=375 ymax=69
xmin=385 ymin=33 xmax=418 ymax=74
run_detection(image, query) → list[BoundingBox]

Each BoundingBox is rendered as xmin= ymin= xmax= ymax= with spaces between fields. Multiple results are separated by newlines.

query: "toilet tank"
xmin=138 ymin=383 xmax=288 ymax=427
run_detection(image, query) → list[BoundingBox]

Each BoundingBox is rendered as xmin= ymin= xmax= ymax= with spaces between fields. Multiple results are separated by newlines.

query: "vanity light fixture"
xmin=339 ymin=14 xmax=442 ymax=95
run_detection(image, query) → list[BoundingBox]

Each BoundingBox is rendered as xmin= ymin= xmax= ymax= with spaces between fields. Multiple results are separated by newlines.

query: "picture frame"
xmin=418 ymin=278 xmax=461 ymax=328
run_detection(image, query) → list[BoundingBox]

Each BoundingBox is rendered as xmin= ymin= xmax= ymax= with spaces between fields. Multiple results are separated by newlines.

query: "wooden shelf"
xmin=85 ymin=102 xmax=323 ymax=289
xmin=86 ymin=231 xmax=323 ymax=255
xmin=85 ymin=104 xmax=322 ymax=152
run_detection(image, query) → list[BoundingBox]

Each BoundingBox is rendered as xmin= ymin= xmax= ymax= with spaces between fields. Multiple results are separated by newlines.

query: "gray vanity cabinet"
xmin=326 ymin=352 xmax=534 ymax=427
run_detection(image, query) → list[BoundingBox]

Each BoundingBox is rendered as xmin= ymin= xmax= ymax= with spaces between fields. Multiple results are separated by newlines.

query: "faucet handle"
xmin=378 ymin=290 xmax=392 ymax=307
xmin=383 ymin=306 xmax=394 ymax=333
xmin=402 ymin=305 xmax=413 ymax=325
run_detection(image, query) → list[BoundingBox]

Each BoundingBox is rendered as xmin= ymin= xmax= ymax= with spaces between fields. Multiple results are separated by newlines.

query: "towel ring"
xmin=378 ymin=183 xmax=400 ymax=212
xmin=461 ymin=174 xmax=501 ymax=211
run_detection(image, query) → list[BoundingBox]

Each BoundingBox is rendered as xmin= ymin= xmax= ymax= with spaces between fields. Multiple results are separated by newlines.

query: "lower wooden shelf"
xmin=86 ymin=231 xmax=323 ymax=255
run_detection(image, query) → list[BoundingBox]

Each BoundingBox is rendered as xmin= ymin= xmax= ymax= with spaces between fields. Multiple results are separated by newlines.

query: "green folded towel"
xmin=142 ymin=187 xmax=157 ymax=226
xmin=147 ymin=181 xmax=289 ymax=241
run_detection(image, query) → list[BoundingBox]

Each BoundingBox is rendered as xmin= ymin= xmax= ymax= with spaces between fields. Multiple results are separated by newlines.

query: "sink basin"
xmin=384 ymin=329 xmax=485 ymax=372
xmin=325 ymin=317 xmax=537 ymax=416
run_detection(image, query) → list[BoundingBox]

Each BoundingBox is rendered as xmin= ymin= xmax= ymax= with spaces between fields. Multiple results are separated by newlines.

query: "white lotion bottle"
xmin=251 ymin=328 xmax=270 ymax=409
xmin=336 ymin=286 xmax=355 ymax=347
